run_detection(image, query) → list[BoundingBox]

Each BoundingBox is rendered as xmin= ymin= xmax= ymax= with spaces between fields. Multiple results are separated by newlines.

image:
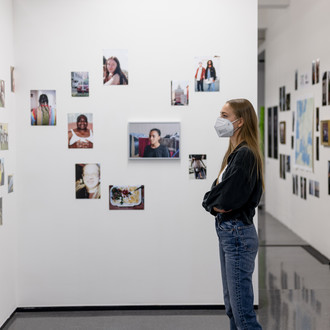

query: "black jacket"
xmin=205 ymin=66 xmax=216 ymax=80
xmin=202 ymin=142 xmax=262 ymax=224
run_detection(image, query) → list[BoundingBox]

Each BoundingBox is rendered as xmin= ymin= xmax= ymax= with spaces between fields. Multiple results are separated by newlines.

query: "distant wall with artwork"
xmin=0 ymin=0 xmax=258 ymax=320
xmin=262 ymin=0 xmax=330 ymax=259
xmin=0 ymin=0 xmax=18 ymax=326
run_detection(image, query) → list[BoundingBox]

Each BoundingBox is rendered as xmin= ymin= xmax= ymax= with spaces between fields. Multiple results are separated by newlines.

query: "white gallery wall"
xmin=262 ymin=0 xmax=330 ymax=258
xmin=0 ymin=0 xmax=18 ymax=325
xmin=7 ymin=0 xmax=258 ymax=313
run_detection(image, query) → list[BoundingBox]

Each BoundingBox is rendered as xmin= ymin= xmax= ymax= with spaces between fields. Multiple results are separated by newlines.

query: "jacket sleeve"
xmin=202 ymin=148 xmax=257 ymax=214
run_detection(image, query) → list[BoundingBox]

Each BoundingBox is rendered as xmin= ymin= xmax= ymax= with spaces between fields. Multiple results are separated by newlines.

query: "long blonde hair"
xmin=218 ymin=99 xmax=264 ymax=190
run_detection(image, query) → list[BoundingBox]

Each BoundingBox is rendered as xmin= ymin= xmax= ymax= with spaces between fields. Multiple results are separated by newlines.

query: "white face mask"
xmin=214 ymin=117 xmax=239 ymax=137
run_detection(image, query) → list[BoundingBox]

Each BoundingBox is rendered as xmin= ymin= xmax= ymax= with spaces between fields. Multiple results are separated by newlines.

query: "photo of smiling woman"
xmin=202 ymin=99 xmax=264 ymax=329
xmin=103 ymin=50 xmax=128 ymax=86
xmin=75 ymin=163 xmax=101 ymax=199
xmin=68 ymin=113 xmax=93 ymax=149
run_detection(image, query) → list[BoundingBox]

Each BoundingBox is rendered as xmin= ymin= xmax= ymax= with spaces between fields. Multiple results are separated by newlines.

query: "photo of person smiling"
xmin=143 ymin=128 xmax=170 ymax=158
xmin=75 ymin=163 xmax=101 ymax=199
xmin=68 ymin=114 xmax=93 ymax=149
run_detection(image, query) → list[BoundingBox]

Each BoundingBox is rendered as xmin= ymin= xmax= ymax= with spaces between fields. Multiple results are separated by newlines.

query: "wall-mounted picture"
xmin=292 ymin=174 xmax=299 ymax=195
xmin=71 ymin=72 xmax=89 ymax=97
xmin=315 ymin=181 xmax=320 ymax=198
xmin=321 ymin=120 xmax=330 ymax=146
xmin=316 ymin=137 xmax=319 ymax=161
xmin=291 ymin=135 xmax=294 ymax=149
xmin=75 ymin=163 xmax=100 ymax=199
xmin=10 ymin=66 xmax=15 ymax=93
xmin=109 ymin=185 xmax=144 ymax=210
xmin=322 ymin=72 xmax=327 ymax=106
xmin=273 ymin=106 xmax=278 ymax=159
xmin=300 ymin=177 xmax=307 ymax=200
xmin=328 ymin=72 xmax=330 ymax=105
xmin=129 ymin=122 xmax=180 ymax=159
xmin=0 ymin=123 xmax=8 ymax=150
xmin=171 ymin=81 xmax=189 ymax=106
xmin=103 ymin=49 xmax=128 ymax=86
xmin=279 ymin=86 xmax=286 ymax=111
xmin=316 ymin=107 xmax=319 ymax=132
xmin=189 ymin=154 xmax=206 ymax=180
xmin=30 ymin=90 xmax=56 ymax=125
xmin=312 ymin=60 xmax=316 ymax=85
xmin=295 ymin=98 xmax=313 ymax=171
xmin=280 ymin=121 xmax=286 ymax=144
xmin=286 ymin=93 xmax=291 ymax=110
xmin=316 ymin=59 xmax=320 ymax=83
xmin=294 ymin=70 xmax=298 ymax=90
xmin=0 ymin=158 xmax=4 ymax=186
xmin=292 ymin=111 xmax=295 ymax=132
xmin=267 ymin=107 xmax=272 ymax=158
xmin=309 ymin=179 xmax=314 ymax=195
xmin=0 ymin=80 xmax=5 ymax=108
xmin=194 ymin=56 xmax=220 ymax=92
xmin=8 ymin=175 xmax=13 ymax=193
xmin=286 ymin=155 xmax=291 ymax=173
xmin=68 ymin=113 xmax=93 ymax=149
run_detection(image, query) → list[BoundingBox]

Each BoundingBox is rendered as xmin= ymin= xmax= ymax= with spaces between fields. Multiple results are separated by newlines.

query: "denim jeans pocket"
xmin=217 ymin=220 xmax=235 ymax=232
xmin=240 ymin=226 xmax=259 ymax=252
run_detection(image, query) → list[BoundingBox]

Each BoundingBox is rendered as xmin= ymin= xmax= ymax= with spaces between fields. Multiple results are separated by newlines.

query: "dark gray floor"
xmin=3 ymin=210 xmax=330 ymax=330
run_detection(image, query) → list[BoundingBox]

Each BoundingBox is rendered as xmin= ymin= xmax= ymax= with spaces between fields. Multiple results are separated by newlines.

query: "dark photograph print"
xmin=321 ymin=120 xmax=330 ymax=146
xmin=109 ymin=185 xmax=144 ymax=210
xmin=30 ymin=90 xmax=56 ymax=125
xmin=322 ymin=72 xmax=327 ymax=106
xmin=189 ymin=154 xmax=207 ymax=180
xmin=75 ymin=163 xmax=101 ymax=199
xmin=129 ymin=122 xmax=180 ymax=159
xmin=279 ymin=121 xmax=286 ymax=144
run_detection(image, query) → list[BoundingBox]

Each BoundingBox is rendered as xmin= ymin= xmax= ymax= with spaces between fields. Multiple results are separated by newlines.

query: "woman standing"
xmin=205 ymin=59 xmax=216 ymax=91
xmin=203 ymin=99 xmax=263 ymax=330
xmin=104 ymin=56 xmax=128 ymax=86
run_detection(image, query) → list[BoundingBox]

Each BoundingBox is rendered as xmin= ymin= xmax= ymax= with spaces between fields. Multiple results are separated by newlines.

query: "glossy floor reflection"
xmin=3 ymin=211 xmax=330 ymax=330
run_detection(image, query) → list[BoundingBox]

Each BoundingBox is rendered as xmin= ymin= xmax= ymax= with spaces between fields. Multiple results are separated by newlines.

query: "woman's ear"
xmin=238 ymin=118 xmax=244 ymax=128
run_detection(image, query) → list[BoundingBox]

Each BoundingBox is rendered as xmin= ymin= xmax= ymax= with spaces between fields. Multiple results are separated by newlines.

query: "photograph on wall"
xmin=68 ymin=113 xmax=93 ymax=149
xmin=328 ymin=72 xmax=330 ymax=105
xmin=103 ymin=49 xmax=128 ymax=86
xmin=8 ymin=175 xmax=13 ymax=193
xmin=0 ymin=123 xmax=8 ymax=150
xmin=189 ymin=154 xmax=206 ymax=180
xmin=0 ymin=198 xmax=2 ymax=226
xmin=286 ymin=155 xmax=291 ymax=173
xmin=321 ymin=120 xmax=330 ymax=146
xmin=273 ymin=106 xmax=278 ymax=159
xmin=315 ymin=181 xmax=320 ymax=198
xmin=194 ymin=56 xmax=220 ymax=92
xmin=279 ymin=121 xmax=286 ymax=144
xmin=279 ymin=154 xmax=286 ymax=179
xmin=171 ymin=81 xmax=189 ymax=106
xmin=291 ymin=135 xmax=294 ymax=149
xmin=30 ymin=90 xmax=56 ymax=126
xmin=129 ymin=122 xmax=180 ymax=159
xmin=316 ymin=59 xmax=320 ymax=83
xmin=109 ymin=185 xmax=144 ymax=210
xmin=75 ymin=163 xmax=100 ymax=199
xmin=295 ymin=98 xmax=314 ymax=171
xmin=322 ymin=72 xmax=327 ymax=106
xmin=0 ymin=80 xmax=5 ymax=108
xmin=312 ymin=60 xmax=316 ymax=85
xmin=295 ymin=70 xmax=298 ymax=90
xmin=309 ymin=179 xmax=314 ymax=195
xmin=0 ymin=158 xmax=4 ymax=186
xmin=71 ymin=72 xmax=89 ymax=97
xmin=267 ymin=107 xmax=272 ymax=158
xmin=316 ymin=136 xmax=319 ymax=161
xmin=316 ymin=107 xmax=319 ymax=132
xmin=10 ymin=66 xmax=15 ymax=93
xmin=286 ymin=93 xmax=291 ymax=110
xmin=292 ymin=111 xmax=295 ymax=132
xmin=279 ymin=86 xmax=286 ymax=111
xmin=292 ymin=174 xmax=299 ymax=195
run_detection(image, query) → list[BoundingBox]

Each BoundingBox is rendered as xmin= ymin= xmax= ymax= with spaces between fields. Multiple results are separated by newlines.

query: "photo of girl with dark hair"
xmin=30 ymin=90 xmax=56 ymax=126
xmin=194 ymin=56 xmax=220 ymax=92
xmin=103 ymin=50 xmax=128 ymax=86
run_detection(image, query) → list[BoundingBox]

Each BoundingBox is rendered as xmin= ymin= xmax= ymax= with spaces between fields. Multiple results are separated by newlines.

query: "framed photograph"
xmin=0 ymin=80 xmax=5 ymax=108
xmin=109 ymin=185 xmax=144 ymax=210
xmin=316 ymin=59 xmax=320 ymax=83
xmin=171 ymin=81 xmax=189 ymax=106
xmin=68 ymin=113 xmax=93 ymax=149
xmin=316 ymin=107 xmax=319 ymax=132
xmin=103 ymin=49 xmax=128 ymax=86
xmin=128 ymin=122 xmax=180 ymax=159
xmin=189 ymin=154 xmax=206 ymax=180
xmin=10 ymin=66 xmax=15 ymax=93
xmin=295 ymin=70 xmax=298 ymax=90
xmin=286 ymin=155 xmax=291 ymax=173
xmin=0 ymin=123 xmax=8 ymax=150
xmin=0 ymin=158 xmax=4 ymax=186
xmin=30 ymin=90 xmax=56 ymax=125
xmin=8 ymin=175 xmax=13 ymax=193
xmin=316 ymin=137 xmax=319 ymax=161
xmin=321 ymin=120 xmax=330 ymax=146
xmin=75 ymin=163 xmax=101 ymax=199
xmin=322 ymin=72 xmax=327 ymax=106
xmin=312 ymin=60 xmax=316 ymax=85
xmin=279 ymin=121 xmax=286 ymax=144
xmin=194 ymin=56 xmax=220 ymax=92
xmin=71 ymin=72 xmax=89 ymax=97
xmin=291 ymin=135 xmax=294 ymax=150
xmin=286 ymin=93 xmax=291 ymax=110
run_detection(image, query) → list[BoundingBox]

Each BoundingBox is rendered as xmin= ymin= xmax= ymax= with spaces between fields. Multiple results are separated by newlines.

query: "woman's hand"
xmin=213 ymin=207 xmax=232 ymax=213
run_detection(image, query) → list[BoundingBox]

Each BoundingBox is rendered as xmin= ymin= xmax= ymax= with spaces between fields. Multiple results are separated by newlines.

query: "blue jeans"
xmin=215 ymin=218 xmax=262 ymax=330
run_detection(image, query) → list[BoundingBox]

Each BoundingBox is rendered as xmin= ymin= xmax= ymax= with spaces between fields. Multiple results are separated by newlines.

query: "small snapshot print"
xmin=194 ymin=56 xmax=220 ymax=92
xmin=109 ymin=185 xmax=145 ymax=210
xmin=103 ymin=49 xmax=128 ymax=86
xmin=171 ymin=81 xmax=189 ymax=106
xmin=75 ymin=163 xmax=101 ymax=199
xmin=68 ymin=113 xmax=93 ymax=149
xmin=0 ymin=123 xmax=8 ymax=150
xmin=30 ymin=90 xmax=56 ymax=126
xmin=10 ymin=66 xmax=15 ymax=93
xmin=0 ymin=158 xmax=4 ymax=186
xmin=189 ymin=154 xmax=207 ymax=180
xmin=8 ymin=175 xmax=13 ymax=193
xmin=71 ymin=72 xmax=89 ymax=97
xmin=0 ymin=80 xmax=5 ymax=108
